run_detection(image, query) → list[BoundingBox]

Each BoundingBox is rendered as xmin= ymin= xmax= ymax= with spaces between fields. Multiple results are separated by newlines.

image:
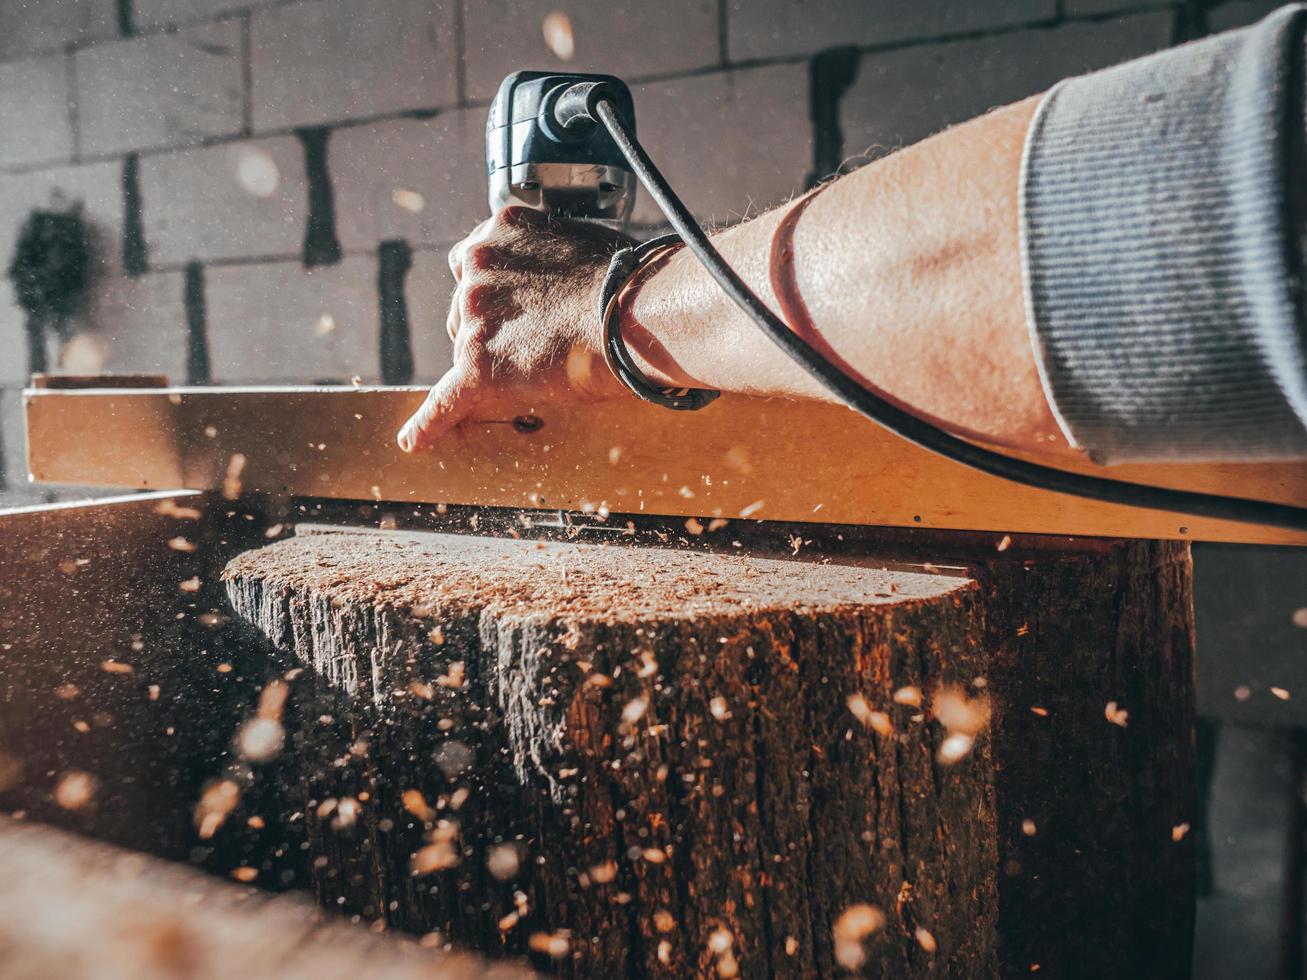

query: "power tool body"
xmin=486 ymin=71 xmax=638 ymax=228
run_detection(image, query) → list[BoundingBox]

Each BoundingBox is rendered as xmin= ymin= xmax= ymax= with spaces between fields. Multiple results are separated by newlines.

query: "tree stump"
xmin=223 ymin=528 xmax=1195 ymax=979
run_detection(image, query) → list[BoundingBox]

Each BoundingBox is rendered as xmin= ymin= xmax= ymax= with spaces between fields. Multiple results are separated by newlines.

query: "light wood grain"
xmin=0 ymin=816 xmax=530 ymax=979
xmin=22 ymin=384 xmax=1307 ymax=544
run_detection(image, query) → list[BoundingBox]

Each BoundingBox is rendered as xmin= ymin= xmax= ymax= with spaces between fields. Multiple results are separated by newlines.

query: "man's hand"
xmin=397 ymin=206 xmax=630 ymax=453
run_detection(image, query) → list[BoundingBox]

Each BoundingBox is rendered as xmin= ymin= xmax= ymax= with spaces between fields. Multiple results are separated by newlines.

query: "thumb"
xmin=397 ymin=364 xmax=478 ymax=453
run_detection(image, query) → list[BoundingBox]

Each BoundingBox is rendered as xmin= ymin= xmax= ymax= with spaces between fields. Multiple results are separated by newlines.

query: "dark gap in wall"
xmin=122 ymin=154 xmax=148 ymax=276
xmin=805 ymin=46 xmax=861 ymax=189
xmin=296 ymin=127 xmax=342 ymax=268
xmin=1194 ymin=716 xmax=1218 ymax=897
xmin=64 ymin=51 xmax=80 ymax=162
xmin=240 ymin=13 xmax=253 ymax=135
xmin=453 ymin=0 xmax=467 ymax=106
xmin=1174 ymin=0 xmax=1208 ymax=42
xmin=378 ymin=240 xmax=415 ymax=385
xmin=717 ymin=0 xmax=730 ymax=65
xmin=184 ymin=262 xmax=210 ymax=384
xmin=25 ymin=320 xmax=48 ymax=376
xmin=115 ymin=0 xmax=135 ymax=37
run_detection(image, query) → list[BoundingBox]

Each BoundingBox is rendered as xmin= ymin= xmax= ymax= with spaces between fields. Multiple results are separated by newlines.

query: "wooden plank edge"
xmin=21 ymin=386 xmax=1307 ymax=546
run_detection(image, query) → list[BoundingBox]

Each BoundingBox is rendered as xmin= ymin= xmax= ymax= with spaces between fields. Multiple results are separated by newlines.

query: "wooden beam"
xmin=22 ymin=384 xmax=1307 ymax=545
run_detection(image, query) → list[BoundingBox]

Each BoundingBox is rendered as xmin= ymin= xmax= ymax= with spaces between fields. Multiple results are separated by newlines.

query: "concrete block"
xmin=407 ymin=247 xmax=455 ymax=383
xmin=77 ymin=271 xmax=190 ymax=379
xmin=205 ymin=256 xmax=380 ymax=383
xmin=141 ymin=137 xmax=307 ymax=265
xmin=251 ymin=0 xmax=458 ymax=131
xmin=133 ymin=0 xmax=278 ymax=29
xmin=631 ymin=63 xmax=811 ymax=226
xmin=727 ymin=0 xmax=1056 ymax=63
xmin=841 ymin=12 xmax=1174 ymax=169
xmin=0 ymin=160 xmax=125 ymax=277
xmin=0 ymin=161 xmax=133 ymax=384
xmin=1191 ymin=725 xmax=1290 ymax=980
xmin=0 ymin=55 xmax=74 ymax=169
xmin=1206 ymin=1 xmax=1282 ymax=32
xmin=0 ymin=387 xmax=29 ymax=493
xmin=2 ymin=287 xmax=56 ymax=386
xmin=0 ymin=270 xmax=188 ymax=384
xmin=462 ymin=0 xmax=720 ymax=102
xmin=0 ymin=0 xmax=117 ymax=62
xmin=0 ymin=282 xmax=34 ymax=386
xmin=332 ymin=110 xmax=486 ymax=252
xmin=76 ymin=22 xmax=243 ymax=156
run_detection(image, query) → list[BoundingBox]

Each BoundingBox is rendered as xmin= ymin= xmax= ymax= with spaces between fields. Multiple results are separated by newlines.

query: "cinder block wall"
xmin=0 ymin=0 xmax=1282 ymax=503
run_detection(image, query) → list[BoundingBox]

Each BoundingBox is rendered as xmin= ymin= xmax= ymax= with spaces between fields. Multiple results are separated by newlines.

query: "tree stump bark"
xmin=223 ymin=528 xmax=1195 ymax=979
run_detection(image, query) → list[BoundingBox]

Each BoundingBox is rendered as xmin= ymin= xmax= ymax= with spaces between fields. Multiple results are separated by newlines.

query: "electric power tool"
xmin=486 ymin=71 xmax=637 ymax=229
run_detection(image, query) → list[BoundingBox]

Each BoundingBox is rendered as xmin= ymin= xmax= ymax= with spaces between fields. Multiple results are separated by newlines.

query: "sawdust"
xmin=222 ymin=529 xmax=966 ymax=628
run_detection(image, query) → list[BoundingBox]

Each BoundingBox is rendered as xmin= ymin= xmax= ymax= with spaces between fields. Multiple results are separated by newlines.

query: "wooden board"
xmin=21 ymin=384 xmax=1307 ymax=545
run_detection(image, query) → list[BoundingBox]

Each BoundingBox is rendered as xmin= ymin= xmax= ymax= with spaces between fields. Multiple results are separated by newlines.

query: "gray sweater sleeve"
xmin=1020 ymin=3 xmax=1307 ymax=463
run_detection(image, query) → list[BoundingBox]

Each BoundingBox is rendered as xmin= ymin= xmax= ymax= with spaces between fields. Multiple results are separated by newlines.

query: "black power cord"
xmin=568 ymin=94 xmax=1307 ymax=534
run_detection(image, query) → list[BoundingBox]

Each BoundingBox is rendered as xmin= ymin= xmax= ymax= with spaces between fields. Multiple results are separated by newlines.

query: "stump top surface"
xmin=224 ymin=530 xmax=970 ymax=623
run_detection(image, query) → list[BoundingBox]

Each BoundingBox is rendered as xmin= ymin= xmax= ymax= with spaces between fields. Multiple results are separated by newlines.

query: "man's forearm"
xmin=618 ymin=95 xmax=1076 ymax=456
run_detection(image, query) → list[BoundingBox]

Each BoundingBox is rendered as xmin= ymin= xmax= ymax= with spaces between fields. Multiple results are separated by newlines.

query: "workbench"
xmin=3 ymin=378 xmax=1298 ymax=976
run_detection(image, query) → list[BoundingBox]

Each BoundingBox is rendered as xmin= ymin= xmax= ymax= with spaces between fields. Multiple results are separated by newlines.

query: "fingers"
xmin=448 ymin=238 xmax=470 ymax=281
xmin=449 ymin=207 xmax=613 ymax=288
xmin=396 ymin=362 xmax=480 ymax=453
xmin=468 ymin=241 xmax=598 ymax=275
xmin=498 ymin=204 xmax=548 ymax=230
xmin=446 ymin=302 xmax=461 ymax=343
xmin=445 ymin=216 xmax=497 ymax=339
xmin=448 ymin=217 xmax=494 ymax=280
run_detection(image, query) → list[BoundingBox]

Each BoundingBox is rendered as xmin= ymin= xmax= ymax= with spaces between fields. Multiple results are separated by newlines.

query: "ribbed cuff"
xmin=1020 ymin=4 xmax=1307 ymax=463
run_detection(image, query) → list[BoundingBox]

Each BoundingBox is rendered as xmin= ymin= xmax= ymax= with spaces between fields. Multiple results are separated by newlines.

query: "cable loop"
xmin=599 ymin=234 xmax=720 ymax=411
